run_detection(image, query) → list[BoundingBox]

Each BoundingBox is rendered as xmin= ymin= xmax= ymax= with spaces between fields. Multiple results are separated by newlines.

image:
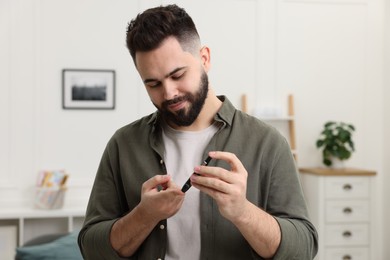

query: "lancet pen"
xmin=181 ymin=156 xmax=212 ymax=193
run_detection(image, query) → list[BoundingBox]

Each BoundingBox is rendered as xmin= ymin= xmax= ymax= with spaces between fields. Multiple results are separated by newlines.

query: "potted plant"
xmin=316 ymin=121 xmax=355 ymax=167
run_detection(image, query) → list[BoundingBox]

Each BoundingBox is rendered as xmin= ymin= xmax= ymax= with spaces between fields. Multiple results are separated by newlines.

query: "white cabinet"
xmin=0 ymin=207 xmax=85 ymax=246
xmin=299 ymin=168 xmax=376 ymax=260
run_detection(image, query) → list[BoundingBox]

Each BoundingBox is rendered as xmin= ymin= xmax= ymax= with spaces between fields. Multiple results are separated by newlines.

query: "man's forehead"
xmin=135 ymin=39 xmax=197 ymax=78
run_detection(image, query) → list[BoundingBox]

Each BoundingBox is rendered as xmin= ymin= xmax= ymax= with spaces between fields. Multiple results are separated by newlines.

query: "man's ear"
xmin=200 ymin=46 xmax=211 ymax=72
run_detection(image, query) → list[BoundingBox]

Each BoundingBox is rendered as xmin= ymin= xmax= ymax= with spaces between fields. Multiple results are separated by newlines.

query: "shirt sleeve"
xmin=77 ymin=138 xmax=129 ymax=259
xmin=266 ymin=137 xmax=318 ymax=259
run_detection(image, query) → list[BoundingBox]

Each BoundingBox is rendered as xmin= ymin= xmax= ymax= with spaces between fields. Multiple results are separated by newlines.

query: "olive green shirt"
xmin=78 ymin=96 xmax=318 ymax=259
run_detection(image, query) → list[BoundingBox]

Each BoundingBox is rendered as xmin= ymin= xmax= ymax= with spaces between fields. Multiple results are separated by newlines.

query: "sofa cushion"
xmin=15 ymin=231 xmax=82 ymax=260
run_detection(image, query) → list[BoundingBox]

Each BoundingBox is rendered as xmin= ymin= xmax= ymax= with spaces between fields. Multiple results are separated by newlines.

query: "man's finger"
xmin=142 ymin=175 xmax=171 ymax=191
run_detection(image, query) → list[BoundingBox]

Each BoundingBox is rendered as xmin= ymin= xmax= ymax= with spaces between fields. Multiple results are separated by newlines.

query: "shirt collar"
xmin=214 ymin=95 xmax=234 ymax=127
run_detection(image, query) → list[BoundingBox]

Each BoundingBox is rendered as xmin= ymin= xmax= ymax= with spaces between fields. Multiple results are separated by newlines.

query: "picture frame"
xmin=62 ymin=69 xmax=115 ymax=109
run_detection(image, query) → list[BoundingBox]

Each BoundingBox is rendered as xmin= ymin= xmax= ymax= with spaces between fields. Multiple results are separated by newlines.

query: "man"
xmin=78 ymin=4 xmax=318 ymax=259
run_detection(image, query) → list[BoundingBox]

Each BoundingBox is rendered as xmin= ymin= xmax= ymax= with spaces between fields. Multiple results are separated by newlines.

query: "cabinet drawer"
xmin=325 ymin=177 xmax=370 ymax=199
xmin=325 ymin=247 xmax=369 ymax=260
xmin=326 ymin=200 xmax=369 ymax=222
xmin=325 ymin=224 xmax=369 ymax=246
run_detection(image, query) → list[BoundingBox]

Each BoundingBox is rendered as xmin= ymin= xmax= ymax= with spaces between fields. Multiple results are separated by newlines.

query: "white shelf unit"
xmin=0 ymin=207 xmax=85 ymax=246
xmin=242 ymin=94 xmax=298 ymax=162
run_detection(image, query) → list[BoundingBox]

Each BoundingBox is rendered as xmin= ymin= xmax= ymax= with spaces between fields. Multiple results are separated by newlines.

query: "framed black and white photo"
xmin=62 ymin=69 xmax=115 ymax=109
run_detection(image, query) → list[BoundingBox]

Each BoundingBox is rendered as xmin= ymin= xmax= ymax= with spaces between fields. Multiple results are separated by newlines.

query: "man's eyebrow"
xmin=166 ymin=67 xmax=186 ymax=78
xmin=143 ymin=66 xmax=187 ymax=84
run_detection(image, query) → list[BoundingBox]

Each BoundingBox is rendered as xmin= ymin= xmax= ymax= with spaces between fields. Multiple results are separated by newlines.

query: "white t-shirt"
xmin=162 ymin=123 xmax=219 ymax=260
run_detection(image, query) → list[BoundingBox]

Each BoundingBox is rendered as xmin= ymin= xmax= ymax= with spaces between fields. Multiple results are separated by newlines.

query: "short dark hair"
xmin=126 ymin=4 xmax=200 ymax=64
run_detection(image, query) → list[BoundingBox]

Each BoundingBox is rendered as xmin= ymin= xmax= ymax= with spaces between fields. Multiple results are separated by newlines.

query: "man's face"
xmin=158 ymin=71 xmax=208 ymax=126
xmin=135 ymin=37 xmax=210 ymax=127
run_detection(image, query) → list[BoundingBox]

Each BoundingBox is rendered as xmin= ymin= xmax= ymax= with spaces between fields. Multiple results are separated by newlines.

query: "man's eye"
xmin=172 ymin=72 xmax=185 ymax=80
xmin=147 ymin=82 xmax=161 ymax=88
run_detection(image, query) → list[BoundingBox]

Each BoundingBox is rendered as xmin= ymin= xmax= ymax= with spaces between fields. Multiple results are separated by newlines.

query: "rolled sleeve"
xmin=78 ymin=219 xmax=127 ymax=259
xmin=273 ymin=217 xmax=318 ymax=260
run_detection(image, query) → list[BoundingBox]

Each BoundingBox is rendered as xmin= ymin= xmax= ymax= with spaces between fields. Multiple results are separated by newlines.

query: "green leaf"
xmin=324 ymin=158 xmax=332 ymax=166
xmin=316 ymin=140 xmax=324 ymax=148
xmin=347 ymin=124 xmax=355 ymax=131
xmin=324 ymin=121 xmax=335 ymax=128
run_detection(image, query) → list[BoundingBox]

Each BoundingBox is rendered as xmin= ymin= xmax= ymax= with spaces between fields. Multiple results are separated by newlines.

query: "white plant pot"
xmin=331 ymin=158 xmax=345 ymax=169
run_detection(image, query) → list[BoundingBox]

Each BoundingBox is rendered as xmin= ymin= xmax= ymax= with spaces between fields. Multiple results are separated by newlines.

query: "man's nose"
xmin=163 ymin=81 xmax=178 ymax=100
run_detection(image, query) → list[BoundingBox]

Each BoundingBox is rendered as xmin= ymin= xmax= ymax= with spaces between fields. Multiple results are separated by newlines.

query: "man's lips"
xmin=168 ymin=100 xmax=186 ymax=111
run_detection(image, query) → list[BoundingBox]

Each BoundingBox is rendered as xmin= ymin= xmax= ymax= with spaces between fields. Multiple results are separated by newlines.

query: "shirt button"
xmin=159 ymin=224 xmax=165 ymax=230
xmin=160 ymin=159 xmax=164 ymax=164
xmin=157 ymin=258 xmax=162 ymax=260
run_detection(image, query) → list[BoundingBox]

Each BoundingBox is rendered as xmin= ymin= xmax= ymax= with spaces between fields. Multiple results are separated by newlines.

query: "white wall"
xmin=384 ymin=0 xmax=390 ymax=258
xmin=0 ymin=0 xmax=387 ymax=258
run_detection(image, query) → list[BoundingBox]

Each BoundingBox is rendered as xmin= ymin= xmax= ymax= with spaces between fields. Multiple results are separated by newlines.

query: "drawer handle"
xmin=343 ymin=231 xmax=352 ymax=238
xmin=343 ymin=184 xmax=353 ymax=191
xmin=343 ymin=255 xmax=352 ymax=260
xmin=343 ymin=207 xmax=353 ymax=214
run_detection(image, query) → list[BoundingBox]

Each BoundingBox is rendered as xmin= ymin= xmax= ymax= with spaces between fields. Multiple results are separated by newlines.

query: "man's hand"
xmin=190 ymin=151 xmax=249 ymax=222
xmin=138 ymin=174 xmax=185 ymax=222
xmin=110 ymin=175 xmax=184 ymax=257
xmin=190 ymin=151 xmax=281 ymax=258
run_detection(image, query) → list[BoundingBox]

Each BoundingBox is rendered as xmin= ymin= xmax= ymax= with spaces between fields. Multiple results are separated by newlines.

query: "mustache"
xmin=162 ymin=95 xmax=189 ymax=108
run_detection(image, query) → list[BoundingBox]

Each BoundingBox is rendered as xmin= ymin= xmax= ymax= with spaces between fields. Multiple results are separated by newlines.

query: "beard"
xmin=155 ymin=71 xmax=209 ymax=127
